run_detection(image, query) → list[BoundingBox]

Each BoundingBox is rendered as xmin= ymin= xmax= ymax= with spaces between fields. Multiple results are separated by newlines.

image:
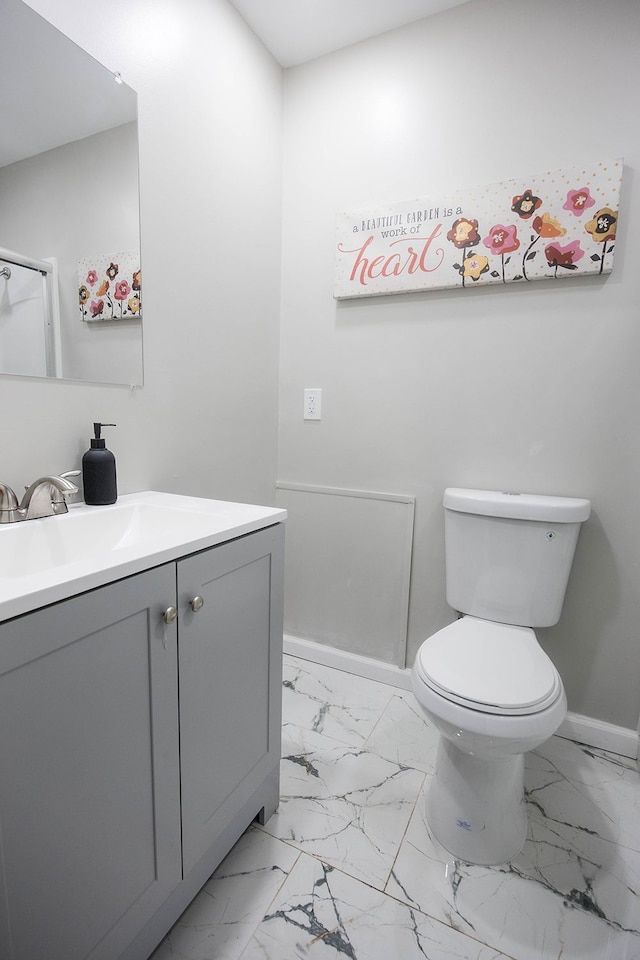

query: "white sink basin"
xmin=0 ymin=491 xmax=286 ymax=621
xmin=0 ymin=500 xmax=237 ymax=578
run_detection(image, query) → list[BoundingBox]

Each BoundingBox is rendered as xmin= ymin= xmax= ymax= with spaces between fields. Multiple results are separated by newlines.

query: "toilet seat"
xmin=414 ymin=616 xmax=562 ymax=716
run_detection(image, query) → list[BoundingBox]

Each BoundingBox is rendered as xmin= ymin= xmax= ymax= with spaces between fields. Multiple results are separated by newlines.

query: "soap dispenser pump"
xmin=82 ymin=422 xmax=117 ymax=505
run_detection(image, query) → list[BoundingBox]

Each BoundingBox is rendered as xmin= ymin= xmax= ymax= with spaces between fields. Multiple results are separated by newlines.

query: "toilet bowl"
xmin=410 ymin=487 xmax=590 ymax=866
xmin=412 ymin=615 xmax=567 ymax=864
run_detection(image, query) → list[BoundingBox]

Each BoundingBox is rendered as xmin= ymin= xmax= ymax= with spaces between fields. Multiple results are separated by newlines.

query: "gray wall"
xmin=5 ymin=0 xmax=283 ymax=507
xmin=277 ymin=0 xmax=640 ymax=730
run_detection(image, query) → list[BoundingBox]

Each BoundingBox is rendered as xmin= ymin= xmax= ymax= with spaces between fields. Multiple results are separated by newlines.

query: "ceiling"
xmin=2 ymin=0 xmax=467 ymax=168
xmin=227 ymin=0 xmax=469 ymax=68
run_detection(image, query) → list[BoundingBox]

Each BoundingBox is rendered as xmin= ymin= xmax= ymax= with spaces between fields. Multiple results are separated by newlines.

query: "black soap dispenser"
xmin=82 ymin=422 xmax=117 ymax=505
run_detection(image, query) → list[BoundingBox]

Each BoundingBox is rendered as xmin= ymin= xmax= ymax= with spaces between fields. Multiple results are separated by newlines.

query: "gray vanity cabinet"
xmin=0 ymin=564 xmax=182 ymax=960
xmin=0 ymin=522 xmax=284 ymax=960
xmin=178 ymin=525 xmax=283 ymax=876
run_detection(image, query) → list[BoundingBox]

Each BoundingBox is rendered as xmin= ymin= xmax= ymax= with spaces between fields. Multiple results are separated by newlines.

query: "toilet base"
xmin=426 ymin=736 xmax=527 ymax=865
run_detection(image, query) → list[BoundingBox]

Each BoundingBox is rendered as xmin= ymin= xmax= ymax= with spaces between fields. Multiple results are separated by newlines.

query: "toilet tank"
xmin=443 ymin=488 xmax=591 ymax=628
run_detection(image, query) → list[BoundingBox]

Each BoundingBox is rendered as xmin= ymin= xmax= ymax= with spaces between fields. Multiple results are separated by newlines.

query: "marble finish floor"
xmin=152 ymin=654 xmax=640 ymax=960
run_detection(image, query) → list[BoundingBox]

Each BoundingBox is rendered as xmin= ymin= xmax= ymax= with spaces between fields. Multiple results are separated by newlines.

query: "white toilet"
xmin=411 ymin=487 xmax=591 ymax=865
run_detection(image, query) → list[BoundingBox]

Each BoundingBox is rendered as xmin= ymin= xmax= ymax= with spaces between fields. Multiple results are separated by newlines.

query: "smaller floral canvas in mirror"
xmin=78 ymin=252 xmax=142 ymax=321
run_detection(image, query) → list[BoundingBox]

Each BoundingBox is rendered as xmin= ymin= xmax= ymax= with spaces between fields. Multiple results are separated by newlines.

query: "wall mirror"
xmin=0 ymin=0 xmax=143 ymax=386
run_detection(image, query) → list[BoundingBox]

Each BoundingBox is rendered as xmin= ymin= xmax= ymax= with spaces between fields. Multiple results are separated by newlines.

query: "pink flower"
xmin=85 ymin=270 xmax=98 ymax=286
xmin=544 ymin=240 xmax=585 ymax=270
xmin=563 ymin=187 xmax=595 ymax=217
xmin=482 ymin=223 xmax=520 ymax=256
xmin=89 ymin=299 xmax=104 ymax=317
xmin=114 ymin=280 xmax=131 ymax=300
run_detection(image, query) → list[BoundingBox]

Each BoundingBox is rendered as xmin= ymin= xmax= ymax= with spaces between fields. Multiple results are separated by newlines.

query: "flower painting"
xmin=334 ymin=159 xmax=622 ymax=298
xmin=78 ymin=252 xmax=142 ymax=321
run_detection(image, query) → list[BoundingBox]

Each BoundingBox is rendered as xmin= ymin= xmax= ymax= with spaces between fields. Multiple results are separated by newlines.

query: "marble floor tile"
xmin=517 ymin=815 xmax=640 ymax=938
xmin=363 ymin=687 xmax=439 ymax=774
xmin=261 ymin=733 xmax=425 ymax=888
xmin=239 ymin=851 xmax=513 ymax=960
xmin=526 ymin=735 xmax=640 ymax=853
xmin=150 ymin=827 xmax=299 ymax=960
xmin=282 ymin=655 xmax=395 ymax=748
xmin=387 ymin=782 xmax=640 ymax=960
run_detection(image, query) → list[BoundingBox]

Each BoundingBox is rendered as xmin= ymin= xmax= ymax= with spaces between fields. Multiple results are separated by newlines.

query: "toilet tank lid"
xmin=443 ymin=488 xmax=591 ymax=523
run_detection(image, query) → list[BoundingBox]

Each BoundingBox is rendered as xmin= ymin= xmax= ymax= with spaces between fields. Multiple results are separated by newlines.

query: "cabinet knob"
xmin=163 ymin=606 xmax=178 ymax=625
xmin=190 ymin=596 xmax=205 ymax=613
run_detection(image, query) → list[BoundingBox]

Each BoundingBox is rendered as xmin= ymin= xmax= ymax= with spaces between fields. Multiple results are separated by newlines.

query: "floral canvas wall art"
xmin=334 ymin=159 xmax=622 ymax=299
xmin=78 ymin=252 xmax=142 ymax=321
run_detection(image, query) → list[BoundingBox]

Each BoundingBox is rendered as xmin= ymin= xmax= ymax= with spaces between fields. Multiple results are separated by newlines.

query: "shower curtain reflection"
xmin=0 ymin=252 xmax=60 ymax=378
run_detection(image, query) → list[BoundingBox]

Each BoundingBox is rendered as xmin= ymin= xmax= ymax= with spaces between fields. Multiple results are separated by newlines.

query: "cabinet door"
xmin=178 ymin=524 xmax=284 ymax=875
xmin=0 ymin=565 xmax=182 ymax=960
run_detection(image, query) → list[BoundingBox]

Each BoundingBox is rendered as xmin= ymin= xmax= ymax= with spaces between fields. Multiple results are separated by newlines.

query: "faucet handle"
xmin=59 ymin=470 xmax=81 ymax=493
xmin=0 ymin=482 xmax=18 ymax=507
xmin=51 ymin=471 xmax=80 ymax=513
xmin=0 ymin=482 xmax=20 ymax=523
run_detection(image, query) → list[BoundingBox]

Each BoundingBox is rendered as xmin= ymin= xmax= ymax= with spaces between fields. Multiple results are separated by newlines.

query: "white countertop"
xmin=0 ymin=490 xmax=286 ymax=622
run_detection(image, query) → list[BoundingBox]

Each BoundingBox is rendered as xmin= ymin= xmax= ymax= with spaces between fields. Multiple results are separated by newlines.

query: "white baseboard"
xmin=555 ymin=714 xmax=638 ymax=760
xmin=283 ymin=634 xmax=412 ymax=690
xmin=283 ymin=634 xmax=638 ymax=760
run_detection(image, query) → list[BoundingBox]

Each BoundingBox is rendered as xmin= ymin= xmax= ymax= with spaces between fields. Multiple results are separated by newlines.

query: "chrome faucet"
xmin=20 ymin=472 xmax=80 ymax=520
xmin=0 ymin=472 xmax=80 ymax=522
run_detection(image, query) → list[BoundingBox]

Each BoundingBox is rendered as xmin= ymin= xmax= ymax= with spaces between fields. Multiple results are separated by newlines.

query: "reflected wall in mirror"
xmin=0 ymin=0 xmax=143 ymax=386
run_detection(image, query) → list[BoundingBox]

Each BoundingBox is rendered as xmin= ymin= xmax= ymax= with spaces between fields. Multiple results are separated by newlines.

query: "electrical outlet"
xmin=303 ymin=388 xmax=322 ymax=420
